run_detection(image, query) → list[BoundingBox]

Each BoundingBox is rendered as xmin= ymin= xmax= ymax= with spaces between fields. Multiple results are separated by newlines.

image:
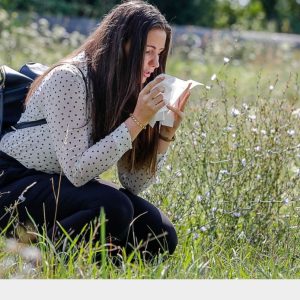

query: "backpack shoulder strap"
xmin=12 ymin=63 xmax=88 ymax=132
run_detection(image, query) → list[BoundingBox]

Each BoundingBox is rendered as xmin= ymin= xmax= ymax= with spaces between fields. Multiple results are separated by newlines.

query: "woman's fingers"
xmin=142 ymin=76 xmax=165 ymax=95
xmin=167 ymin=104 xmax=184 ymax=119
xmin=178 ymin=83 xmax=192 ymax=111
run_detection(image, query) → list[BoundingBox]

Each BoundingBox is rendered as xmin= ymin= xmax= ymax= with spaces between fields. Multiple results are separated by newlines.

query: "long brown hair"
xmin=26 ymin=0 xmax=172 ymax=173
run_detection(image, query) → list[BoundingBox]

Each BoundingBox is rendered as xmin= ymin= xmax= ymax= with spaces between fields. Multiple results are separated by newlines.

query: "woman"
xmin=0 ymin=0 xmax=190 ymax=259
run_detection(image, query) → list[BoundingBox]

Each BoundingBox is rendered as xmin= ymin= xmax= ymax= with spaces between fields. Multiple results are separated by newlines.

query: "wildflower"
xmin=256 ymin=174 xmax=261 ymax=180
xmin=291 ymin=108 xmax=300 ymax=118
xmin=254 ymin=146 xmax=261 ymax=151
xmin=196 ymin=195 xmax=203 ymax=202
xmin=232 ymin=143 xmax=239 ymax=149
xmin=211 ymin=74 xmax=217 ymax=81
xmin=251 ymin=128 xmax=258 ymax=133
xmin=193 ymin=233 xmax=200 ymax=240
xmin=231 ymin=108 xmax=240 ymax=117
xmin=224 ymin=57 xmax=230 ymax=64
xmin=211 ymin=207 xmax=217 ymax=213
xmin=233 ymin=212 xmax=241 ymax=218
xmin=269 ymin=85 xmax=274 ymax=91
xmin=219 ymin=169 xmax=229 ymax=175
xmin=20 ymin=246 xmax=42 ymax=264
xmin=166 ymin=165 xmax=172 ymax=171
xmin=200 ymin=226 xmax=207 ymax=232
xmin=260 ymin=129 xmax=267 ymax=135
xmin=175 ymin=171 xmax=182 ymax=177
xmin=248 ymin=114 xmax=256 ymax=120
xmin=293 ymin=168 xmax=300 ymax=176
xmin=283 ymin=198 xmax=289 ymax=205
xmin=287 ymin=129 xmax=295 ymax=136
xmin=225 ymin=125 xmax=233 ymax=131
xmin=241 ymin=158 xmax=246 ymax=167
xmin=201 ymin=132 xmax=207 ymax=138
xmin=205 ymin=85 xmax=211 ymax=90
xmin=242 ymin=103 xmax=249 ymax=110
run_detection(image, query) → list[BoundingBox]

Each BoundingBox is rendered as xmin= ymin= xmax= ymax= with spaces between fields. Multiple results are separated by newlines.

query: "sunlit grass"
xmin=1 ymin=9 xmax=300 ymax=278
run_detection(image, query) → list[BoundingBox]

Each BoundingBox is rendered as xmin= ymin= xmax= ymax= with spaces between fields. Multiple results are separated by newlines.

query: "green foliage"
xmin=1 ymin=0 xmax=300 ymax=33
xmin=0 ymin=10 xmax=300 ymax=279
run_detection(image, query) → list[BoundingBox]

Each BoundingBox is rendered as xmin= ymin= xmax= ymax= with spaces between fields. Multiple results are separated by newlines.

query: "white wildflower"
xmin=260 ymin=129 xmax=267 ymax=135
xmin=248 ymin=114 xmax=256 ymax=120
xmin=241 ymin=158 xmax=246 ymax=167
xmin=251 ymin=128 xmax=258 ymax=133
xmin=256 ymin=174 xmax=261 ymax=180
xmin=283 ymin=198 xmax=289 ymax=205
xmin=291 ymin=108 xmax=300 ymax=118
xmin=254 ymin=146 xmax=261 ymax=152
xmin=201 ymin=132 xmax=207 ymax=138
xmin=219 ymin=169 xmax=229 ymax=175
xmin=269 ymin=85 xmax=274 ymax=90
xmin=196 ymin=195 xmax=203 ymax=202
xmin=166 ymin=165 xmax=172 ymax=171
xmin=224 ymin=57 xmax=230 ymax=64
xmin=232 ymin=143 xmax=239 ymax=149
xmin=175 ymin=171 xmax=182 ymax=177
xmin=242 ymin=103 xmax=249 ymax=110
xmin=232 ymin=133 xmax=236 ymax=138
xmin=231 ymin=108 xmax=240 ymax=117
xmin=205 ymin=85 xmax=211 ymax=90
xmin=200 ymin=226 xmax=207 ymax=232
xmin=287 ymin=129 xmax=295 ymax=136
xmin=211 ymin=74 xmax=217 ymax=81
xmin=193 ymin=233 xmax=200 ymax=240
xmin=233 ymin=212 xmax=241 ymax=218
xmin=293 ymin=168 xmax=300 ymax=176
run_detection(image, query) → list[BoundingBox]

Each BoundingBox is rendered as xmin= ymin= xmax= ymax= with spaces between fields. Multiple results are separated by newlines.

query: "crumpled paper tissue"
xmin=149 ymin=73 xmax=203 ymax=127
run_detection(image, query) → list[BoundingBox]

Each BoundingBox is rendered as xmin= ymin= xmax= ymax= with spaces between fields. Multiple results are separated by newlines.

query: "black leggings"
xmin=0 ymin=151 xmax=177 ymax=258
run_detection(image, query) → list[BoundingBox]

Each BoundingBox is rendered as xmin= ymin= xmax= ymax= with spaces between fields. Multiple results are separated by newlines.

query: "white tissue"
xmin=149 ymin=73 xmax=203 ymax=127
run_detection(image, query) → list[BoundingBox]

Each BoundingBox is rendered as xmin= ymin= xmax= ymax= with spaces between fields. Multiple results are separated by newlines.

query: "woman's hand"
xmin=160 ymin=82 xmax=192 ymax=138
xmin=132 ymin=76 xmax=166 ymax=126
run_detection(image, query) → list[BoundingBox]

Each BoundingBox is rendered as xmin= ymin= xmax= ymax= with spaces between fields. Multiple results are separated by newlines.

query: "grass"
xmin=0 ymin=11 xmax=300 ymax=278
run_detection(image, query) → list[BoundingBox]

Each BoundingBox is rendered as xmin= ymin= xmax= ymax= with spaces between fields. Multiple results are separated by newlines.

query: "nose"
xmin=150 ymin=54 xmax=160 ymax=69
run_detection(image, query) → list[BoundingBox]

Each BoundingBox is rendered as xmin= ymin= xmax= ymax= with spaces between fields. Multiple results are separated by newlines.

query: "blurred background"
xmin=0 ymin=0 xmax=300 ymax=100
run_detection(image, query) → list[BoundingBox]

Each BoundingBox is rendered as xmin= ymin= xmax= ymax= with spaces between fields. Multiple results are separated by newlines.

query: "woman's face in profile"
xmin=141 ymin=29 xmax=166 ymax=84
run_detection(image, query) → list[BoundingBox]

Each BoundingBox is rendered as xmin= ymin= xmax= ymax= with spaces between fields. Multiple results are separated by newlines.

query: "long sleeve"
xmin=117 ymin=151 xmax=168 ymax=194
xmin=41 ymin=65 xmax=132 ymax=187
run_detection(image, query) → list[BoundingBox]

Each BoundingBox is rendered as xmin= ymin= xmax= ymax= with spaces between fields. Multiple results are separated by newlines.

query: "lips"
xmin=143 ymin=71 xmax=151 ymax=78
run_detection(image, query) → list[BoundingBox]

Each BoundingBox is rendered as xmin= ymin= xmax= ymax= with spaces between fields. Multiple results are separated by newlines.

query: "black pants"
xmin=0 ymin=151 xmax=177 ymax=258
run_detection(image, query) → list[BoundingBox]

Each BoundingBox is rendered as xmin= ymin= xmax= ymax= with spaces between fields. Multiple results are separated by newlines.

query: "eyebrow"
xmin=146 ymin=45 xmax=165 ymax=51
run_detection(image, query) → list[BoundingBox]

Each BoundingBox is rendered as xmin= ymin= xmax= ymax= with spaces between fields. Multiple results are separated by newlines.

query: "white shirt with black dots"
xmin=0 ymin=53 xmax=167 ymax=194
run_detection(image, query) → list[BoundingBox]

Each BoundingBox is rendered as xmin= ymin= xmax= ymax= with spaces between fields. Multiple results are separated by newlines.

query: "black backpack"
xmin=0 ymin=62 xmax=87 ymax=139
xmin=0 ymin=62 xmax=48 ymax=139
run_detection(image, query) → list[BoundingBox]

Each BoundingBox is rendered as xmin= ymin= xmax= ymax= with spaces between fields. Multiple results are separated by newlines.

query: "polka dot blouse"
xmin=0 ymin=52 xmax=167 ymax=194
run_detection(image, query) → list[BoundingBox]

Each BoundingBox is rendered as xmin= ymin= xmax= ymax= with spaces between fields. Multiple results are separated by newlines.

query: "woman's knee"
xmin=84 ymin=185 xmax=134 ymax=229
